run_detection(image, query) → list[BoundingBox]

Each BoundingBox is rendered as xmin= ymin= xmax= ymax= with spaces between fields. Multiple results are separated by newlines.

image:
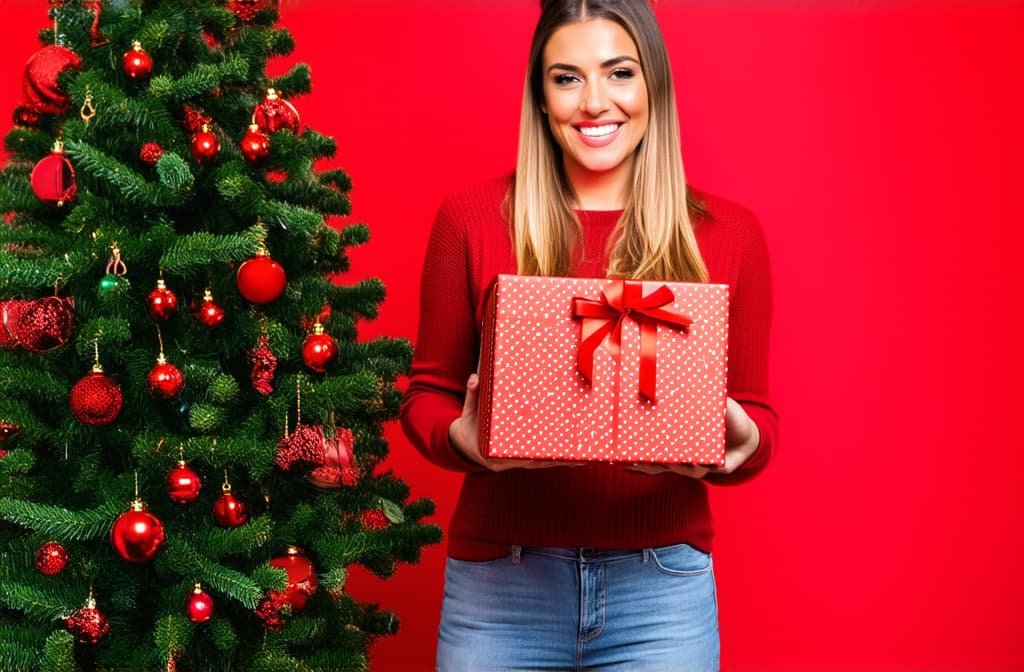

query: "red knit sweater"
xmin=400 ymin=176 xmax=777 ymax=561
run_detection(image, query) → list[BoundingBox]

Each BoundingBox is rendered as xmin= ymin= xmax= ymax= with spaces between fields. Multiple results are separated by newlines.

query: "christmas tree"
xmin=0 ymin=1 xmax=441 ymax=669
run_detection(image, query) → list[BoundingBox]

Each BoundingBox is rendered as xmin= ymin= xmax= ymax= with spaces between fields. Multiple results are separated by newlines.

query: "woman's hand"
xmin=449 ymin=374 xmax=582 ymax=472
xmin=627 ymin=397 xmax=760 ymax=478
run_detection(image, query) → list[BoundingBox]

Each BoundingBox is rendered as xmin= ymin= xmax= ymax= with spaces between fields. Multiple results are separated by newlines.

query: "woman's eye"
xmin=553 ymin=73 xmax=580 ymax=85
xmin=610 ymin=68 xmax=636 ymax=80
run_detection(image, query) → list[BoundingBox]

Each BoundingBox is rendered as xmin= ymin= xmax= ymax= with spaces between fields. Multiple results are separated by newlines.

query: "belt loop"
xmin=642 ymin=548 xmax=651 ymax=563
xmin=511 ymin=545 xmax=522 ymax=564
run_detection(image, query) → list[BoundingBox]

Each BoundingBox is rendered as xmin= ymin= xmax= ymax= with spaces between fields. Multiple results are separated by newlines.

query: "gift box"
xmin=477 ymin=275 xmax=729 ymax=465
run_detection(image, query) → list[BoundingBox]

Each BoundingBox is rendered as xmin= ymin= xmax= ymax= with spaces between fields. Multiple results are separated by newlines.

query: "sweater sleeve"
xmin=400 ymin=196 xmax=489 ymax=473
xmin=704 ymin=206 xmax=779 ymax=486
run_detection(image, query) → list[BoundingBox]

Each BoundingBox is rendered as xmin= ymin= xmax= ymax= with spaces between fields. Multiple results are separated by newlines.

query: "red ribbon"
xmin=571 ymin=279 xmax=692 ymax=402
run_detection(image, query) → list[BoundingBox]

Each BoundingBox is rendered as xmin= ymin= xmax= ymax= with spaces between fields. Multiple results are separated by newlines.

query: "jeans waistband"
xmin=513 ymin=545 xmax=652 ymax=563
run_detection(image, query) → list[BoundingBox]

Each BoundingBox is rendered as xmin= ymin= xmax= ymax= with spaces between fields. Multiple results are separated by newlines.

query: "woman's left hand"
xmin=626 ymin=397 xmax=760 ymax=478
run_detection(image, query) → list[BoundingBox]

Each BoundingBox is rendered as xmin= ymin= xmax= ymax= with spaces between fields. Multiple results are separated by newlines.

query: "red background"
xmin=3 ymin=1 xmax=1023 ymax=670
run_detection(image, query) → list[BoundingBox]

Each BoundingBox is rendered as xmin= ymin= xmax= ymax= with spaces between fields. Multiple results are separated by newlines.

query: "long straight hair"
xmin=512 ymin=0 xmax=709 ymax=283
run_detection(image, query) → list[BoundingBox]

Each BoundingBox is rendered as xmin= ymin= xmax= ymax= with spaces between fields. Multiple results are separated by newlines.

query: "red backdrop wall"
xmin=3 ymin=1 xmax=1023 ymax=670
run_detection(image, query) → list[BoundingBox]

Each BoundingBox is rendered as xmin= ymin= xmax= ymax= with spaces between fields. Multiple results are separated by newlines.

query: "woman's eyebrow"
xmin=546 ymin=55 xmax=641 ymax=73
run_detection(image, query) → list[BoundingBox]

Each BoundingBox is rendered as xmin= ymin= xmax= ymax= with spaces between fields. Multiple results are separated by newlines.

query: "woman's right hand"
xmin=449 ymin=374 xmax=581 ymax=472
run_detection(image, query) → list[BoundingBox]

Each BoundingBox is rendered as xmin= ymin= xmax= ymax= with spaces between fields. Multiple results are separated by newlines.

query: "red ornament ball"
xmin=194 ymin=289 xmax=225 ymax=327
xmin=362 ymin=509 xmax=389 ymax=530
xmin=253 ymin=88 xmax=300 ymax=134
xmin=146 ymin=280 xmax=178 ymax=320
xmin=167 ymin=461 xmax=201 ymax=504
xmin=190 ymin=126 xmax=221 ymax=164
xmin=35 ymin=541 xmax=68 ymax=576
xmin=31 ymin=145 xmax=77 ymax=207
xmin=184 ymin=584 xmax=214 ymax=623
xmin=0 ymin=421 xmax=21 ymax=443
xmin=275 ymin=424 xmax=326 ymax=471
xmin=66 ymin=598 xmax=109 ymax=644
xmin=213 ymin=489 xmax=247 ymax=527
xmin=148 ymin=359 xmax=184 ymax=400
xmin=13 ymin=296 xmax=74 ymax=353
xmin=301 ymin=324 xmax=338 ymax=375
xmin=23 ymin=45 xmax=82 ymax=115
xmin=240 ymin=124 xmax=271 ymax=163
xmin=307 ymin=427 xmax=357 ymax=488
xmin=140 ymin=142 xmax=164 ymax=165
xmin=122 ymin=41 xmax=153 ymax=81
xmin=236 ymin=251 xmax=286 ymax=304
xmin=70 ymin=370 xmax=123 ymax=427
xmin=110 ymin=501 xmax=166 ymax=562
xmin=269 ymin=547 xmax=318 ymax=612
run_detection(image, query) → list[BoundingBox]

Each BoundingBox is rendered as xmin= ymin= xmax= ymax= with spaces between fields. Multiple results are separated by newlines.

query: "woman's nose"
xmin=580 ymin=79 xmax=610 ymax=115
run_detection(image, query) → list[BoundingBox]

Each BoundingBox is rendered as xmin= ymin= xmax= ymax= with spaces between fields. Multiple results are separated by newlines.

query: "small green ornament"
xmin=98 ymin=273 xmax=120 ymax=293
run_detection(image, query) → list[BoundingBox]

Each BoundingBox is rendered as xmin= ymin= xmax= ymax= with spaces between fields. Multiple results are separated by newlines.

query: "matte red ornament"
xmin=362 ymin=509 xmax=389 ymax=530
xmin=190 ymin=124 xmax=220 ymax=164
xmin=166 ymin=460 xmax=201 ymax=503
xmin=253 ymin=88 xmax=300 ymax=134
xmin=307 ymin=427 xmax=357 ymax=488
xmin=269 ymin=546 xmax=318 ymax=612
xmin=236 ymin=248 xmax=286 ymax=304
xmin=65 ymin=596 xmax=109 ymax=644
xmin=31 ymin=140 xmax=77 ymax=207
xmin=110 ymin=499 xmax=166 ymax=562
xmin=240 ymin=123 xmax=270 ymax=163
xmin=275 ymin=424 xmax=326 ymax=471
xmin=148 ymin=356 xmax=184 ymax=399
xmin=22 ymin=45 xmax=82 ymax=115
xmin=35 ymin=541 xmax=68 ymax=576
xmin=11 ymin=295 xmax=74 ymax=353
xmin=213 ymin=484 xmax=247 ymax=527
xmin=147 ymin=278 xmax=178 ymax=320
xmin=70 ymin=368 xmax=123 ymax=427
xmin=140 ymin=142 xmax=164 ymax=165
xmin=184 ymin=584 xmax=214 ymax=623
xmin=122 ymin=41 xmax=153 ymax=81
xmin=301 ymin=322 xmax=338 ymax=375
xmin=194 ymin=289 xmax=225 ymax=327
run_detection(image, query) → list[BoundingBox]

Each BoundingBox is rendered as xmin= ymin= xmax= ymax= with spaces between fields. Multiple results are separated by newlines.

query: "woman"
xmin=400 ymin=1 xmax=777 ymax=669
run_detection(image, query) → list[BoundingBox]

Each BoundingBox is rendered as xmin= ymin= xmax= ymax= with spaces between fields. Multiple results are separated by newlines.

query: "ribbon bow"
xmin=571 ymin=279 xmax=692 ymax=402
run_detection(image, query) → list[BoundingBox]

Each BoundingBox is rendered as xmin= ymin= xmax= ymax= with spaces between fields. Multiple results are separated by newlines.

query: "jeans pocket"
xmin=649 ymin=543 xmax=712 ymax=576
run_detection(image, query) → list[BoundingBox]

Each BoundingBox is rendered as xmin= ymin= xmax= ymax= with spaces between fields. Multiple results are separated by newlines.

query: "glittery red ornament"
xmin=140 ymin=142 xmax=164 ymax=165
xmin=122 ymin=41 xmax=153 ymax=81
xmin=307 ymin=427 xmax=357 ymax=488
xmin=66 ymin=596 xmax=109 ymax=644
xmin=194 ymin=289 xmax=224 ymax=327
xmin=362 ymin=509 xmax=389 ymax=530
xmin=249 ymin=333 xmax=276 ymax=395
xmin=269 ymin=547 xmax=318 ymax=612
xmin=212 ymin=485 xmax=247 ymax=527
xmin=275 ymin=424 xmax=326 ymax=471
xmin=253 ymin=88 xmax=300 ymax=134
xmin=190 ymin=124 xmax=220 ymax=164
xmin=240 ymin=123 xmax=270 ymax=163
xmin=22 ymin=45 xmax=81 ymax=115
xmin=236 ymin=249 xmax=286 ymax=304
xmin=146 ymin=279 xmax=178 ymax=320
xmin=254 ymin=590 xmax=289 ymax=631
xmin=166 ymin=460 xmax=201 ymax=504
xmin=227 ymin=0 xmax=278 ymax=22
xmin=182 ymin=105 xmax=211 ymax=134
xmin=35 ymin=541 xmax=68 ymax=576
xmin=301 ymin=323 xmax=338 ymax=375
xmin=184 ymin=584 xmax=214 ymax=623
xmin=31 ymin=141 xmax=76 ymax=207
xmin=11 ymin=296 xmax=74 ymax=353
xmin=110 ymin=499 xmax=166 ymax=562
xmin=70 ymin=369 xmax=123 ymax=427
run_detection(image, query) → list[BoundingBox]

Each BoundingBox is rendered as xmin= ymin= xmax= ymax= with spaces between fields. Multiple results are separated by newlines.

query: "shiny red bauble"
xmin=31 ymin=142 xmax=76 ymax=207
xmin=194 ymin=289 xmax=224 ymax=327
xmin=184 ymin=584 xmax=214 ymax=623
xmin=122 ymin=41 xmax=153 ymax=81
xmin=253 ymin=88 xmax=300 ymax=134
xmin=0 ymin=421 xmax=21 ymax=443
xmin=190 ymin=125 xmax=220 ymax=164
xmin=236 ymin=250 xmax=286 ymax=304
xmin=166 ymin=461 xmax=201 ymax=504
xmin=212 ymin=488 xmax=247 ymax=527
xmin=23 ymin=45 xmax=82 ymax=115
xmin=301 ymin=323 xmax=338 ymax=375
xmin=35 ymin=541 xmax=68 ymax=576
xmin=110 ymin=501 xmax=166 ymax=562
xmin=269 ymin=547 xmax=318 ymax=612
xmin=146 ymin=279 xmax=178 ymax=320
xmin=148 ymin=358 xmax=184 ymax=400
xmin=70 ymin=369 xmax=123 ymax=427
xmin=240 ymin=123 xmax=270 ymax=163
xmin=66 ymin=598 xmax=109 ymax=644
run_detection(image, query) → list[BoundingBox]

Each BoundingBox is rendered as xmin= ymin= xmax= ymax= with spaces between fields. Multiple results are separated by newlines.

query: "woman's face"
xmin=541 ymin=18 xmax=649 ymax=186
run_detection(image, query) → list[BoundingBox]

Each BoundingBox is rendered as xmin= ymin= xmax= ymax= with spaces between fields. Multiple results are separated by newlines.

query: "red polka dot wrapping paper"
xmin=478 ymin=275 xmax=729 ymax=465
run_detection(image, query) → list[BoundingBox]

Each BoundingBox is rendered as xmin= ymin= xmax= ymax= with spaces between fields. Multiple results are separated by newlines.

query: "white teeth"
xmin=578 ymin=123 xmax=619 ymax=137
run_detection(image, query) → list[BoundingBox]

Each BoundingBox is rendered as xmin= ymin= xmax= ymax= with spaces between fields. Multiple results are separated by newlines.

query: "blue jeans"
xmin=437 ymin=544 xmax=719 ymax=671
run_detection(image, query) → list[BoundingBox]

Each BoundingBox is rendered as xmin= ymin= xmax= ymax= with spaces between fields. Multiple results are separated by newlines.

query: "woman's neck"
xmin=564 ymin=159 xmax=632 ymax=211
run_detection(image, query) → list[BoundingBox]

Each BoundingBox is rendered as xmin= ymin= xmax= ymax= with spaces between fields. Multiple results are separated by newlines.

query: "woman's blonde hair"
xmin=512 ymin=0 xmax=709 ymax=283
